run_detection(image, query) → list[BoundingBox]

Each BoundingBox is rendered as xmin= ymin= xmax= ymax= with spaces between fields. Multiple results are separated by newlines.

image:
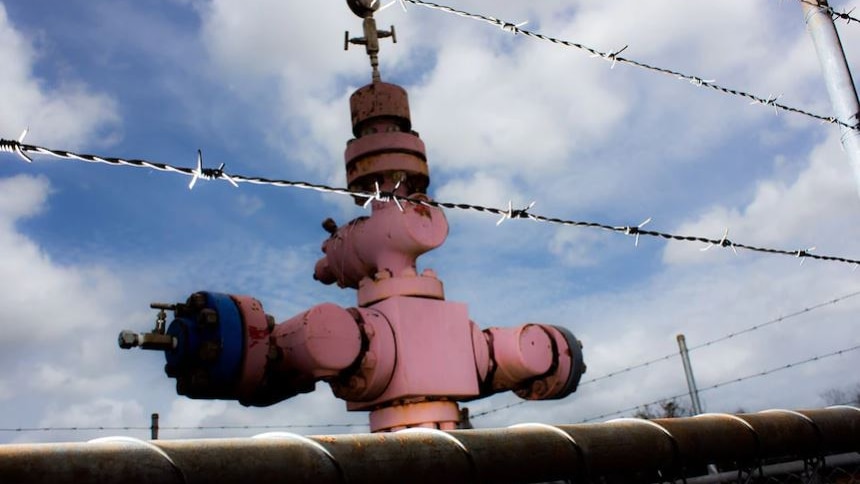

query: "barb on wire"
xmin=620 ymin=217 xmax=652 ymax=247
xmin=0 ymin=129 xmax=33 ymax=163
xmin=379 ymin=0 xmax=408 ymax=12
xmin=591 ymin=44 xmax=628 ymax=69
xmin=798 ymin=0 xmax=860 ymax=25
xmin=496 ymin=200 xmax=535 ymax=226
xmin=500 ymin=20 xmax=528 ymax=34
xmin=4 ymin=138 xmax=860 ymax=267
xmin=700 ymin=228 xmax=736 ymax=253
xmin=363 ymin=180 xmax=403 ymax=211
xmin=401 ymin=0 xmax=860 ymax=132
xmin=189 ymin=150 xmax=238 ymax=190
xmin=750 ymin=93 xmax=784 ymax=116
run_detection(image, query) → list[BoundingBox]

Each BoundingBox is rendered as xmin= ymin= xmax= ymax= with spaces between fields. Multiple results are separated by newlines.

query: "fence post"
xmin=676 ymin=334 xmax=704 ymax=415
xmin=150 ymin=413 xmax=159 ymax=440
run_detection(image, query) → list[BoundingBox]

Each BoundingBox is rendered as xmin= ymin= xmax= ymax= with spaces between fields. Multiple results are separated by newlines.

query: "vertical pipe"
xmin=677 ymin=334 xmax=703 ymax=415
xmin=151 ymin=413 xmax=159 ymax=440
xmin=802 ymin=0 xmax=860 ymax=196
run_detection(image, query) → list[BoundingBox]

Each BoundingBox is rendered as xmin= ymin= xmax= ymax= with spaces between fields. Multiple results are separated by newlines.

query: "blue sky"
xmin=1 ymin=0 xmax=859 ymax=443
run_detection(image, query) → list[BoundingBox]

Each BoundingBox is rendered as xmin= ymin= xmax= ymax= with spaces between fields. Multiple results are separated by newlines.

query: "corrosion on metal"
xmin=1 ymin=407 xmax=858 ymax=484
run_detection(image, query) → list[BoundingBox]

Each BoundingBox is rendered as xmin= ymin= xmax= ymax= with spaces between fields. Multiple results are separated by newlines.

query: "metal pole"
xmin=677 ymin=334 xmax=704 ymax=415
xmin=150 ymin=413 xmax=159 ymax=440
xmin=802 ymin=0 xmax=860 ymax=196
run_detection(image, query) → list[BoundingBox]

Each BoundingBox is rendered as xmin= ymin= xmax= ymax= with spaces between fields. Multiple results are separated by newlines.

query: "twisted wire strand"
xmin=0 ymin=422 xmax=365 ymax=433
xmin=402 ymin=0 xmax=860 ymax=132
xmin=472 ymin=289 xmax=860 ymax=419
xmin=3 ymin=137 xmax=860 ymax=267
xmin=579 ymin=342 xmax=860 ymax=422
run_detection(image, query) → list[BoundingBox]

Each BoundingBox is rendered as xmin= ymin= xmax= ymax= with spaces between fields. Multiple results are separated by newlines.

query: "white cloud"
xmin=163 ymin=399 xmax=229 ymax=429
xmin=663 ymin=130 xmax=860 ymax=265
xmin=234 ymin=193 xmax=265 ymax=216
xmin=104 ymin=1 xmax=860 ymax=429
xmin=4 ymin=0 xmax=860 ymax=446
xmin=30 ymin=363 xmax=130 ymax=399
xmin=411 ymin=40 xmax=627 ymax=174
xmin=548 ymin=228 xmax=604 ymax=268
xmin=0 ymin=176 xmax=126 ymax=344
xmin=39 ymin=398 xmax=145 ymax=429
xmin=0 ymin=173 xmax=50 ymax=223
xmin=0 ymin=175 xmax=145 ymax=421
xmin=0 ymin=3 xmax=119 ymax=148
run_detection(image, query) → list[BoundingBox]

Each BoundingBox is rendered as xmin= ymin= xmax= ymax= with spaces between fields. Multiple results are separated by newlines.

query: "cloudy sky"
xmin=1 ymin=0 xmax=859 ymax=444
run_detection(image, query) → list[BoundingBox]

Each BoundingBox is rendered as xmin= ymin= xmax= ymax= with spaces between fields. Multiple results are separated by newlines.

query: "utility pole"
xmin=677 ymin=334 xmax=717 ymax=475
xmin=801 ymin=0 xmax=860 ymax=196
xmin=676 ymin=334 xmax=703 ymax=415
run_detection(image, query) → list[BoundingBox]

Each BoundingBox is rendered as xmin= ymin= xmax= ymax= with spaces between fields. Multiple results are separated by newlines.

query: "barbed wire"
xmin=579 ymin=342 xmax=860 ymax=422
xmin=0 ymin=422 xmax=366 ymax=433
xmin=797 ymin=0 xmax=860 ymax=25
xmin=0 ymin=136 xmax=358 ymax=197
xmin=400 ymin=0 xmax=860 ymax=132
xmin=688 ymin=289 xmax=860 ymax=352
xmin=579 ymin=391 xmax=692 ymax=423
xmin=3 ymin=137 xmax=860 ymax=268
xmin=5 ymin=343 xmax=857 ymax=431
xmin=472 ymin=289 xmax=860 ymax=419
xmin=700 ymin=342 xmax=860 ymax=392
xmin=470 ymin=400 xmax=527 ymax=419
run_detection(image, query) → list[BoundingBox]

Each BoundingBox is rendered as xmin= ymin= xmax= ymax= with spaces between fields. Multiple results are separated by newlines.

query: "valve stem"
xmin=118 ymin=302 xmax=179 ymax=351
xmin=345 ymin=0 xmax=397 ymax=82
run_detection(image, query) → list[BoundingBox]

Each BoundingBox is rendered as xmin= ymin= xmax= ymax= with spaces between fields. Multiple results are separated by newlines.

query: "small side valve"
xmin=117 ymin=302 xmax=177 ymax=351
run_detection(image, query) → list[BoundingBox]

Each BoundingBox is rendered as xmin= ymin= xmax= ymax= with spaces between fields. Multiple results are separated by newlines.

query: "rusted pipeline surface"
xmin=0 ymin=407 xmax=858 ymax=484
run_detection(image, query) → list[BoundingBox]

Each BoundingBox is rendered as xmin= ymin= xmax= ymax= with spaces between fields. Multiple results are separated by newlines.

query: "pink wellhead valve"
xmin=118 ymin=0 xmax=586 ymax=432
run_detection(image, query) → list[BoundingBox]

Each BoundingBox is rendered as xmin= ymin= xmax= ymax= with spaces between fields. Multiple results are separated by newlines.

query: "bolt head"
xmin=374 ymin=270 xmax=392 ymax=281
xmin=176 ymin=378 xmax=188 ymax=396
xmin=266 ymin=345 xmax=281 ymax=362
xmin=349 ymin=375 xmax=367 ymax=391
xmin=197 ymin=308 xmax=219 ymax=328
xmin=198 ymin=341 xmax=221 ymax=362
xmin=188 ymin=292 xmax=207 ymax=310
xmin=322 ymin=218 xmax=338 ymax=235
xmin=190 ymin=369 xmax=210 ymax=393
xmin=362 ymin=351 xmax=377 ymax=369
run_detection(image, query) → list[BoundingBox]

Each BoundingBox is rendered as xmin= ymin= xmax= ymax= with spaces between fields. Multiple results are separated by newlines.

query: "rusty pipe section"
xmin=1 ymin=407 xmax=858 ymax=484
